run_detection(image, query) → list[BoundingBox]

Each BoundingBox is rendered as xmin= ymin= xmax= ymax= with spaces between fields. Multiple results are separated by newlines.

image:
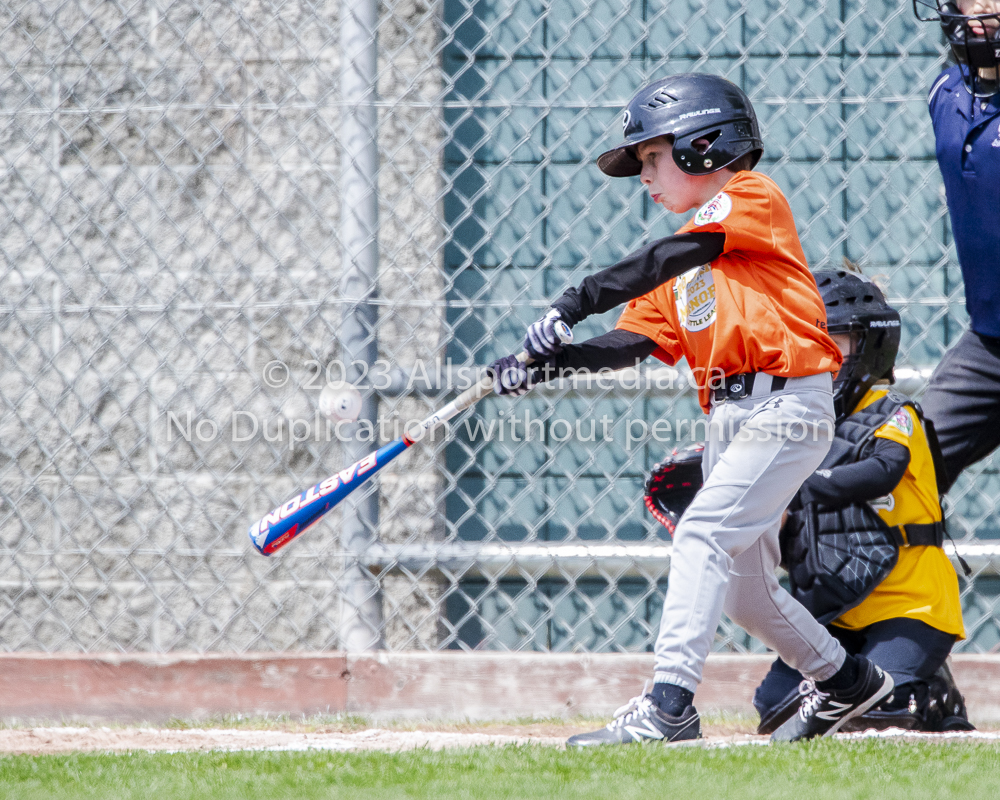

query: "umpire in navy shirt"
xmin=916 ymin=0 xmax=1000 ymax=491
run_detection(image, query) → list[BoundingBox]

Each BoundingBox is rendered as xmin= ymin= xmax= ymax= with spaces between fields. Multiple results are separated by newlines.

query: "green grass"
xmin=2 ymin=740 xmax=999 ymax=800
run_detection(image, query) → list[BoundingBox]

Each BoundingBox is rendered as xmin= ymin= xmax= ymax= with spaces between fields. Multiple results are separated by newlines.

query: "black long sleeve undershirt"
xmin=529 ymin=329 xmax=658 ymax=382
xmin=551 ymin=231 xmax=726 ymax=326
xmin=798 ymin=438 xmax=911 ymax=509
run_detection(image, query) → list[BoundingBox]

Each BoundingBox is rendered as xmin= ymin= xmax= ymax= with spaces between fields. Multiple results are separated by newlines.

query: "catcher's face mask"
xmin=814 ymin=270 xmax=901 ymax=422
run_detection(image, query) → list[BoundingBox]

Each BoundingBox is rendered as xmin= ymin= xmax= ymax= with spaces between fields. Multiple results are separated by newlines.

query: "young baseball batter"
xmin=490 ymin=73 xmax=894 ymax=744
xmin=753 ymin=270 xmax=972 ymax=735
xmin=912 ymin=0 xmax=1000 ymax=493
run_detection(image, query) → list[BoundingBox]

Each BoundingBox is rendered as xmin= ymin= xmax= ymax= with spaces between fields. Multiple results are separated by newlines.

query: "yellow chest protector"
xmin=832 ymin=389 xmax=965 ymax=638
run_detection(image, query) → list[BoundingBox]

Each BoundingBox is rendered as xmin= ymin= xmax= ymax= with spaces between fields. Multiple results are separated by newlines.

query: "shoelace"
xmin=607 ymin=680 xmax=654 ymax=730
xmin=797 ymin=679 xmax=830 ymax=722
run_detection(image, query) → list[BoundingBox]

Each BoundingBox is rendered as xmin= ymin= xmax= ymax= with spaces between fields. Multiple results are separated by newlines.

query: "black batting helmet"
xmin=914 ymin=0 xmax=1000 ymax=96
xmin=815 ymin=270 xmax=902 ymax=422
xmin=598 ymin=73 xmax=764 ymax=178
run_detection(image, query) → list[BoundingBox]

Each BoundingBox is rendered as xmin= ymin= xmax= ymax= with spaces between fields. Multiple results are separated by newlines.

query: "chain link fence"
xmin=2 ymin=0 xmax=999 ymax=655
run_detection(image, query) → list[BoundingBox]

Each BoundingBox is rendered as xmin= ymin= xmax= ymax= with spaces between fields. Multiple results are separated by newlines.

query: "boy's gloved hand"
xmin=524 ymin=308 xmax=569 ymax=360
xmin=488 ymin=354 xmax=537 ymax=397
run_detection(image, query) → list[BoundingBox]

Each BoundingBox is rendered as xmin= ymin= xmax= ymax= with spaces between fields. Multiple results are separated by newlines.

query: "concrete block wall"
xmin=0 ymin=0 xmax=448 ymax=652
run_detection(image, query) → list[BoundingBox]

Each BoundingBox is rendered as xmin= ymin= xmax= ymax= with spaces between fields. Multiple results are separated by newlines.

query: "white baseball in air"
xmin=319 ymin=380 xmax=363 ymax=422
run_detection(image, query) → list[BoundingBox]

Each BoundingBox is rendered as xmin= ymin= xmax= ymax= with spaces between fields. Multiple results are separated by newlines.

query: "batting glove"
xmin=489 ymin=354 xmax=537 ymax=397
xmin=524 ymin=308 xmax=568 ymax=361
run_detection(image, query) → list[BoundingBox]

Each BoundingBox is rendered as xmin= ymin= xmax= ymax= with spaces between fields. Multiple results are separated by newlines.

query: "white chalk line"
xmin=5 ymin=727 xmax=1000 ymax=754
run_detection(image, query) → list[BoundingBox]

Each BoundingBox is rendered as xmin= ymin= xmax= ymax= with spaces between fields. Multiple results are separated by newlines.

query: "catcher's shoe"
xmin=929 ymin=660 xmax=976 ymax=732
xmin=770 ymin=657 xmax=894 ymax=743
xmin=840 ymin=707 xmax=922 ymax=733
xmin=838 ymin=662 xmax=976 ymax=733
xmin=567 ymin=693 xmax=701 ymax=747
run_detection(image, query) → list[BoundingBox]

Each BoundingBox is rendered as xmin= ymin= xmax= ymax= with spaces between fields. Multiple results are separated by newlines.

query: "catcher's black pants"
xmin=753 ymin=617 xmax=956 ymax=718
xmin=920 ymin=329 xmax=1000 ymax=493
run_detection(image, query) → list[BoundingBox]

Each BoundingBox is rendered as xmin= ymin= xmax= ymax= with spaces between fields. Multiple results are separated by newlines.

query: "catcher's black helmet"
xmin=597 ymin=73 xmax=763 ymax=178
xmin=914 ymin=0 xmax=1000 ymax=96
xmin=815 ymin=270 xmax=901 ymax=422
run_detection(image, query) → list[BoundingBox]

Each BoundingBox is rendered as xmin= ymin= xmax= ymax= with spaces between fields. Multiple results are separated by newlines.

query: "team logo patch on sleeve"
xmin=886 ymin=407 xmax=914 ymax=437
xmin=693 ymin=191 xmax=732 ymax=225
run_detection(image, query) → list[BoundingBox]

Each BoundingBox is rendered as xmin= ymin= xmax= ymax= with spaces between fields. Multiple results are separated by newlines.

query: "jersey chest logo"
xmin=991 ymin=121 xmax=1000 ymax=148
xmin=674 ymin=264 xmax=716 ymax=332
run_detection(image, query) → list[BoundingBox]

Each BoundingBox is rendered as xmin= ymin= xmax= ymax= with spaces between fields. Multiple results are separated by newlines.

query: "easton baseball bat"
xmin=248 ymin=322 xmax=572 ymax=555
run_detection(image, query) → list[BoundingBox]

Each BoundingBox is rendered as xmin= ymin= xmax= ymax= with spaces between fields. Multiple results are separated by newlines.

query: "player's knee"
xmin=674 ymin=511 xmax=754 ymax=563
xmin=673 ymin=514 xmax=718 ymax=549
xmin=722 ymin=580 xmax=760 ymax=628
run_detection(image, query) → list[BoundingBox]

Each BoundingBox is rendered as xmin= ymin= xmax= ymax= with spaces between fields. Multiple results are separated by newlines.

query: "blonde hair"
xmin=842 ymin=257 xmax=889 ymax=295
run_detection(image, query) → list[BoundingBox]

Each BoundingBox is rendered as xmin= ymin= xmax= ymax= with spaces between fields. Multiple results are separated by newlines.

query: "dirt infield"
xmin=1 ymin=724 xmax=998 ymax=755
xmin=0 ymin=718 xmax=755 ymax=754
xmin=0 ymin=727 xmax=569 ymax=755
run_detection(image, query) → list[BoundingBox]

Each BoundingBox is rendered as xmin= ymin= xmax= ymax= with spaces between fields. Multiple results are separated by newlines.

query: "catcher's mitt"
xmin=644 ymin=442 xmax=705 ymax=536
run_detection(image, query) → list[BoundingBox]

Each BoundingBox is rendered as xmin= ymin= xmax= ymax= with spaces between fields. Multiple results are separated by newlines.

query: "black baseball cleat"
xmin=567 ymin=693 xmax=701 ymax=747
xmin=757 ymin=680 xmax=815 ymax=735
xmin=770 ymin=657 xmax=894 ymax=743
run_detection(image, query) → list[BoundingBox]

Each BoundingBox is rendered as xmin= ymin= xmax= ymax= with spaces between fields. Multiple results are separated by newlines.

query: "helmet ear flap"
xmin=671 ymin=122 xmax=762 ymax=175
xmin=671 ymin=135 xmax=711 ymax=174
xmin=672 ymin=129 xmax=722 ymax=173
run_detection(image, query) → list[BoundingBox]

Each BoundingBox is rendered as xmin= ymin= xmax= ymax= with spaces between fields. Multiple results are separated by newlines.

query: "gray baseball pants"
xmin=653 ymin=372 xmax=848 ymax=693
xmin=919 ymin=329 xmax=1000 ymax=493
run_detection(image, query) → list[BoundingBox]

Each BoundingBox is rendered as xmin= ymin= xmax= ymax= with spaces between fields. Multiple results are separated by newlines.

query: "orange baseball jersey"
xmin=616 ymin=171 xmax=842 ymax=413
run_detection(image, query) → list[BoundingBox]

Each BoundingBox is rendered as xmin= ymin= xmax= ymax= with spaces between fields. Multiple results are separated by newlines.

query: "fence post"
xmin=338 ymin=0 xmax=384 ymax=651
